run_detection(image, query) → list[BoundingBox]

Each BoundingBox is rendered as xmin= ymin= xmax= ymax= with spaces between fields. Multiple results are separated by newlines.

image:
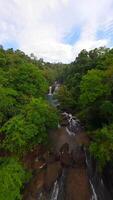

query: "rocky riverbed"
xmin=22 ymin=112 xmax=91 ymax=200
xmin=22 ymin=84 xmax=113 ymax=200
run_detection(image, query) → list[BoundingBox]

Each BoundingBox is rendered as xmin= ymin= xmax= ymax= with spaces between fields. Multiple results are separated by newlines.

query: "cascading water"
xmin=48 ymin=86 xmax=52 ymax=95
xmin=47 ymin=83 xmax=94 ymax=200
xmin=90 ymin=181 xmax=98 ymax=200
xmin=62 ymin=112 xmax=81 ymax=136
xmin=47 ymin=84 xmax=60 ymax=107
xmin=25 ymin=82 xmax=113 ymax=200
xmin=50 ymin=180 xmax=59 ymax=200
xmin=85 ymin=149 xmax=113 ymax=200
xmin=50 ymin=170 xmax=66 ymax=200
xmin=53 ymin=82 xmax=60 ymax=94
xmin=62 ymin=111 xmax=113 ymax=200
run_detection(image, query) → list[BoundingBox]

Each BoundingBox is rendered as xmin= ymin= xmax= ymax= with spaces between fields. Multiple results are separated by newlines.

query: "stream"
xmin=47 ymin=83 xmax=113 ymax=200
xmin=24 ymin=83 xmax=113 ymax=200
xmin=46 ymin=84 xmax=92 ymax=200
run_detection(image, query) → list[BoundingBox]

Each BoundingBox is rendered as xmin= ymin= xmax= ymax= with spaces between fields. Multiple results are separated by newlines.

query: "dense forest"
xmin=1 ymin=45 xmax=113 ymax=199
xmin=0 ymin=46 xmax=61 ymax=200
xmin=57 ymin=47 xmax=113 ymax=170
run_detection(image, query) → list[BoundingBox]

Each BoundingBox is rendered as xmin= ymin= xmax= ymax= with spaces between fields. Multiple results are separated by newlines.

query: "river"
xmin=47 ymin=84 xmax=92 ymax=200
xmin=47 ymin=83 xmax=113 ymax=200
xmin=23 ymin=84 xmax=112 ymax=200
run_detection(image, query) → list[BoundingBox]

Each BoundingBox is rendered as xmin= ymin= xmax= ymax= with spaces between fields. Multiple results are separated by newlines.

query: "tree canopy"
xmin=0 ymin=157 xmax=30 ymax=200
xmin=57 ymin=47 xmax=113 ymax=169
xmin=0 ymin=47 xmax=59 ymax=199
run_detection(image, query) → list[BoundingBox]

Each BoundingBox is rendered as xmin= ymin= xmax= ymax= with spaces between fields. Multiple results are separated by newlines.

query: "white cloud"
xmin=0 ymin=0 xmax=113 ymax=63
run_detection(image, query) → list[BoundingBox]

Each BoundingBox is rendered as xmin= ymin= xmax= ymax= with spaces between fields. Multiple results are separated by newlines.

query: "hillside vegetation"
xmin=0 ymin=46 xmax=59 ymax=200
xmin=57 ymin=47 xmax=113 ymax=170
xmin=1 ymin=46 xmax=113 ymax=199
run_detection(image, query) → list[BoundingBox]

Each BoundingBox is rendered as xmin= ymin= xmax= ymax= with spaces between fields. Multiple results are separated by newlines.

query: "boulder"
xmin=71 ymin=147 xmax=86 ymax=166
xmin=55 ymin=152 xmax=60 ymax=161
xmin=60 ymin=113 xmax=69 ymax=126
xmin=23 ymin=170 xmax=46 ymax=200
xmin=43 ymin=151 xmax=55 ymax=164
xmin=60 ymin=152 xmax=71 ymax=167
xmin=22 ymin=144 xmax=47 ymax=170
xmin=44 ymin=161 xmax=62 ymax=190
xmin=60 ymin=117 xmax=69 ymax=126
xmin=33 ymin=160 xmax=46 ymax=170
xmin=60 ymin=143 xmax=69 ymax=154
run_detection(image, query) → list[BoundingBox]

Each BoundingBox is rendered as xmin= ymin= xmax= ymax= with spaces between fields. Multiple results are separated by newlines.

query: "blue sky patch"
xmin=3 ymin=41 xmax=18 ymax=50
xmin=63 ymin=26 xmax=81 ymax=45
xmin=96 ymin=30 xmax=105 ymax=40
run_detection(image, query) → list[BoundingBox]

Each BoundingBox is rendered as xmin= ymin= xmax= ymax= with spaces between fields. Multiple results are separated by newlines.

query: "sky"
xmin=0 ymin=0 xmax=113 ymax=63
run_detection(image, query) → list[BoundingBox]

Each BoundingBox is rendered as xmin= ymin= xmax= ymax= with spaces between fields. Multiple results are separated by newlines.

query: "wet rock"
xmin=65 ymin=168 xmax=91 ymax=200
xmin=44 ymin=161 xmax=62 ymax=190
xmin=43 ymin=151 xmax=55 ymax=164
xmin=60 ymin=114 xmax=69 ymax=126
xmin=24 ymin=195 xmax=35 ymax=200
xmin=60 ymin=143 xmax=69 ymax=154
xmin=75 ymin=132 xmax=90 ymax=146
xmin=55 ymin=152 xmax=60 ymax=161
xmin=60 ymin=120 xmax=69 ymax=126
xmin=23 ymin=170 xmax=46 ymax=200
xmin=33 ymin=160 xmax=46 ymax=170
xmin=22 ymin=145 xmax=47 ymax=170
xmin=71 ymin=147 xmax=86 ymax=166
xmin=60 ymin=152 xmax=71 ymax=167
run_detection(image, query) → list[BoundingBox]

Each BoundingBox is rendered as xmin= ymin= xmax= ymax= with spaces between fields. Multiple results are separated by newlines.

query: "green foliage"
xmin=100 ymin=100 xmax=113 ymax=122
xmin=1 ymin=115 xmax=30 ymax=154
xmin=0 ymin=47 xmax=59 ymax=199
xmin=23 ymin=98 xmax=58 ymax=130
xmin=0 ymin=48 xmax=49 ymax=127
xmin=80 ymin=69 xmax=109 ymax=106
xmin=1 ymin=98 xmax=58 ymax=154
xmin=0 ymin=87 xmax=18 ymax=125
xmin=59 ymin=47 xmax=113 ymax=169
xmin=0 ymin=68 xmax=8 ymax=86
xmin=0 ymin=47 xmax=59 ymax=154
xmin=42 ymin=63 xmax=67 ymax=84
xmin=0 ymin=157 xmax=29 ymax=200
xmin=56 ymin=85 xmax=75 ymax=110
xmin=90 ymin=125 xmax=113 ymax=170
xmin=7 ymin=64 xmax=48 ymax=98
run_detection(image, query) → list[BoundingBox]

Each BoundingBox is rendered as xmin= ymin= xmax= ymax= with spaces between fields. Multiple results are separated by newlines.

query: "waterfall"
xmin=50 ymin=180 xmax=59 ymax=200
xmin=90 ymin=181 xmax=98 ymax=200
xmin=66 ymin=127 xmax=75 ymax=136
xmin=48 ymin=86 xmax=52 ymax=95
xmin=62 ymin=112 xmax=81 ymax=134
xmin=47 ymin=85 xmax=60 ymax=107
xmin=58 ymin=123 xmax=61 ymax=128
xmin=53 ymin=82 xmax=60 ymax=94
xmin=50 ymin=170 xmax=66 ymax=200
